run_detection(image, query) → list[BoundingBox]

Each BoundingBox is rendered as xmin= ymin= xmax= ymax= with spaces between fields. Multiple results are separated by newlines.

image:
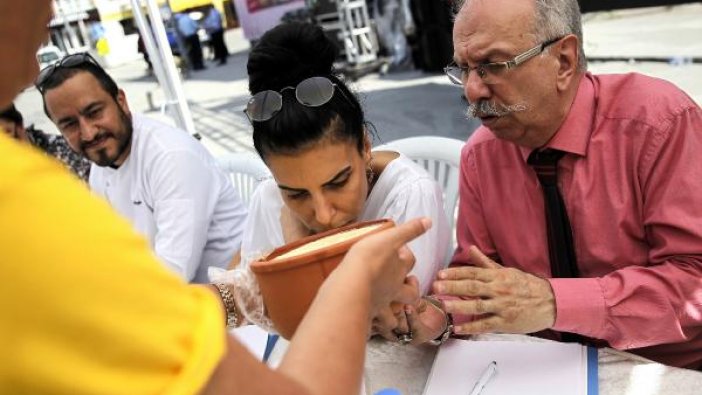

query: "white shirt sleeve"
xmin=147 ymin=149 xmax=223 ymax=280
xmin=230 ymin=179 xmax=284 ymax=329
xmin=240 ymin=179 xmax=285 ymax=266
xmin=381 ymin=177 xmax=450 ymax=295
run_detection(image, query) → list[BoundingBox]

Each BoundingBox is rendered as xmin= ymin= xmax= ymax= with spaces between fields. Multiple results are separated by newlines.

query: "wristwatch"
xmin=424 ymin=296 xmax=454 ymax=346
xmin=214 ymin=282 xmax=240 ymax=328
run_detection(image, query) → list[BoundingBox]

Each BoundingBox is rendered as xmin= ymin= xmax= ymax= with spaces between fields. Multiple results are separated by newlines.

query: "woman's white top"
xmin=240 ymin=153 xmax=449 ymax=295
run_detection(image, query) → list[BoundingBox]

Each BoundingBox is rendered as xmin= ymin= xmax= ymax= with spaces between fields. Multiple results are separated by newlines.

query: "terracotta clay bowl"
xmin=250 ymin=218 xmax=395 ymax=339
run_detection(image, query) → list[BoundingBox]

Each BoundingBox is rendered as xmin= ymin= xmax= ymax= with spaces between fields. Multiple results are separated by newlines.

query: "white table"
xmin=363 ymin=334 xmax=702 ymax=395
xmin=266 ymin=333 xmax=702 ymax=394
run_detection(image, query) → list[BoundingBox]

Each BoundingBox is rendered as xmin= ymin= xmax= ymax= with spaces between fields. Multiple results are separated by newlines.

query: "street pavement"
xmin=13 ymin=3 xmax=702 ymax=157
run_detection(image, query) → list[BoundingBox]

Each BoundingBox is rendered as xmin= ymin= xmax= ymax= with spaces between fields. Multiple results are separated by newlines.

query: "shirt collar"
xmin=519 ymin=73 xmax=596 ymax=161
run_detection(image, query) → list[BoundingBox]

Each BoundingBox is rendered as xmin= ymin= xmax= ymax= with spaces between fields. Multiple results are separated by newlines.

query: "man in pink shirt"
xmin=405 ymin=0 xmax=702 ymax=369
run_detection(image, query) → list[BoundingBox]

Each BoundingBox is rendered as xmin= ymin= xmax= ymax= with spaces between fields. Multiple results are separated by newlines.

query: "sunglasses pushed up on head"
xmin=244 ymin=76 xmax=352 ymax=124
xmin=34 ymin=52 xmax=101 ymax=94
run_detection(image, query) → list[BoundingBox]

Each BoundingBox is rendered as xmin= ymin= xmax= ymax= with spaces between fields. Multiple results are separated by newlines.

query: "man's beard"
xmin=466 ymin=100 xmax=528 ymax=119
xmin=83 ymin=108 xmax=133 ymax=167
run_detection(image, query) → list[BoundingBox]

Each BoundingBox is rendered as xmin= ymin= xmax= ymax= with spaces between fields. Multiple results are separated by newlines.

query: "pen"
xmin=468 ymin=360 xmax=498 ymax=395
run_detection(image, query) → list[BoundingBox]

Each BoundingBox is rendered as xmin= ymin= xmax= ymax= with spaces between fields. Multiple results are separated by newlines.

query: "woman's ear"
xmin=363 ymin=129 xmax=372 ymax=162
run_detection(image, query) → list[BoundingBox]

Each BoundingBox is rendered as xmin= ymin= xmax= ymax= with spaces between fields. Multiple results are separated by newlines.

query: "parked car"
xmin=36 ymin=45 xmax=65 ymax=70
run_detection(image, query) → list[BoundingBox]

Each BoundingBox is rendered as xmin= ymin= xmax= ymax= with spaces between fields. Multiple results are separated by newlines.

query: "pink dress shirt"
xmin=450 ymin=72 xmax=702 ymax=369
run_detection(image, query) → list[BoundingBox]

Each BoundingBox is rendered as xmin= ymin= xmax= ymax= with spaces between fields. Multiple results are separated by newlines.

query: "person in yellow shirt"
xmin=0 ymin=1 xmax=428 ymax=394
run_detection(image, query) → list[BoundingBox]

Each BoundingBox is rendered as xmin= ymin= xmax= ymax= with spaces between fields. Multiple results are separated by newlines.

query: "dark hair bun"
xmin=247 ymin=22 xmax=338 ymax=93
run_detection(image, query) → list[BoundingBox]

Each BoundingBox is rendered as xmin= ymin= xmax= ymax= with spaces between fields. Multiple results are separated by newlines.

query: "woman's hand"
xmin=280 ymin=205 xmax=312 ymax=243
xmin=371 ymin=303 xmax=405 ymax=341
xmin=371 ymin=284 xmax=418 ymax=341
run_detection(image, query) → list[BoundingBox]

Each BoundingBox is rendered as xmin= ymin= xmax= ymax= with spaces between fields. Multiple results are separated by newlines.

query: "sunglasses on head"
xmin=35 ymin=52 xmax=101 ymax=94
xmin=243 ymin=76 xmax=352 ymax=124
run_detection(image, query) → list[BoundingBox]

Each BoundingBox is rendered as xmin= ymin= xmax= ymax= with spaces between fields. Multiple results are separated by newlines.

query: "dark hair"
xmin=39 ymin=61 xmax=120 ymax=118
xmin=0 ymin=103 xmax=23 ymax=125
xmin=247 ymin=22 xmax=366 ymax=160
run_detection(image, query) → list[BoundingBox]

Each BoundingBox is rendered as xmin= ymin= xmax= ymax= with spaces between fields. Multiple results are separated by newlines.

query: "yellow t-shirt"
xmin=0 ymin=134 xmax=225 ymax=394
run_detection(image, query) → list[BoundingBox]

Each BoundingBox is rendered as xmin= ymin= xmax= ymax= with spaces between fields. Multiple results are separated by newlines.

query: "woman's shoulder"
xmin=370 ymin=153 xmax=440 ymax=205
xmin=249 ymin=178 xmax=283 ymax=213
xmin=241 ymin=178 xmax=285 ymax=257
xmin=256 ymin=177 xmax=278 ymax=192
xmin=375 ymin=152 xmax=434 ymax=182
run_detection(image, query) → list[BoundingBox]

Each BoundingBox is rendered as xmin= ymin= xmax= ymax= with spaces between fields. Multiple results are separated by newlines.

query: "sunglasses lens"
xmin=296 ymin=76 xmax=334 ymax=107
xmin=35 ymin=65 xmax=55 ymax=88
xmin=62 ymin=54 xmax=87 ymax=68
xmin=34 ymin=53 xmax=96 ymax=91
xmin=246 ymin=91 xmax=283 ymax=122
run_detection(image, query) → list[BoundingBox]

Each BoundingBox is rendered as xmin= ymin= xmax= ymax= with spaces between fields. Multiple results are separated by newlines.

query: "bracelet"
xmin=424 ymin=296 xmax=454 ymax=346
xmin=213 ymin=283 xmax=240 ymax=328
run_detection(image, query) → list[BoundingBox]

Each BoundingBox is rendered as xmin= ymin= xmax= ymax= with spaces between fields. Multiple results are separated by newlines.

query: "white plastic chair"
xmin=217 ymin=152 xmax=271 ymax=205
xmin=375 ymin=136 xmax=464 ymax=259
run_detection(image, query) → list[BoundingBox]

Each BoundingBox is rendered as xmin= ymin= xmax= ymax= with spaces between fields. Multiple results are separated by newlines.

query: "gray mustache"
xmin=466 ymin=101 xmax=527 ymax=118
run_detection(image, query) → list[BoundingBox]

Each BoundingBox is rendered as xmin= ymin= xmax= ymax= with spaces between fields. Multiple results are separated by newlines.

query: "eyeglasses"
xmin=244 ymin=76 xmax=352 ymax=123
xmin=35 ymin=52 xmax=101 ymax=93
xmin=444 ymin=37 xmax=563 ymax=86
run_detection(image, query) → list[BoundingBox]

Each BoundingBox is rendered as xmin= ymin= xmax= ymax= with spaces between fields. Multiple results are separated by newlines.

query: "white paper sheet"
xmin=230 ymin=325 xmax=269 ymax=361
xmin=423 ymin=339 xmax=588 ymax=395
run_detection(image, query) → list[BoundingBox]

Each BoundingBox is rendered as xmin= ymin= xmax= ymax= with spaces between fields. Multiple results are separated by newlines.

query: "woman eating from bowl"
xmin=228 ymin=22 xmax=450 ymax=340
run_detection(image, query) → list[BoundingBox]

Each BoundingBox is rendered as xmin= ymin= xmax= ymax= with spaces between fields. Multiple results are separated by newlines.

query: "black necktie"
xmin=528 ymin=149 xmax=584 ymax=344
xmin=527 ymin=149 xmax=579 ymax=278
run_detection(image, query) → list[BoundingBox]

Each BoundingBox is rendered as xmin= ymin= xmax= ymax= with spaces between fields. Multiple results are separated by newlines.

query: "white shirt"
xmin=89 ymin=114 xmax=247 ymax=283
xmin=240 ymin=153 xmax=449 ymax=294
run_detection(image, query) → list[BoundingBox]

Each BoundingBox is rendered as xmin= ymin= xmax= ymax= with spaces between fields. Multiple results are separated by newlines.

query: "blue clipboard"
xmin=263 ymin=334 xmax=279 ymax=363
xmin=587 ymin=346 xmax=598 ymax=395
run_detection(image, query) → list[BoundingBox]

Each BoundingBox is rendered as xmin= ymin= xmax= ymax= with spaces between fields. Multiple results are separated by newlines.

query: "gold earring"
xmin=366 ymin=162 xmax=375 ymax=186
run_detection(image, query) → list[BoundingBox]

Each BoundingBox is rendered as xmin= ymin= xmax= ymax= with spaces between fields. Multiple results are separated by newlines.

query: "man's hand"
xmin=433 ymin=246 xmax=556 ymax=335
xmin=371 ymin=302 xmax=407 ymax=341
xmin=374 ymin=295 xmax=448 ymax=345
xmin=370 ymin=277 xmax=428 ymax=341
xmin=403 ymin=298 xmax=449 ymax=345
